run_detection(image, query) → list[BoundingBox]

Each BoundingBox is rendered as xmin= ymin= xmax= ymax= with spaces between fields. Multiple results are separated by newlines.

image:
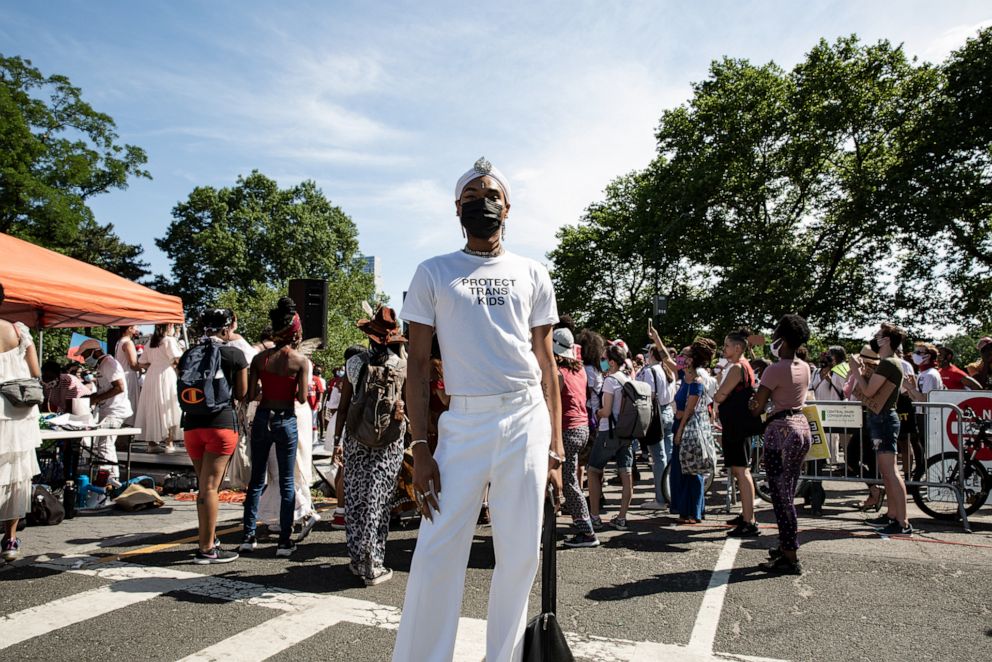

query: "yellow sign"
xmin=803 ymin=405 xmax=830 ymax=461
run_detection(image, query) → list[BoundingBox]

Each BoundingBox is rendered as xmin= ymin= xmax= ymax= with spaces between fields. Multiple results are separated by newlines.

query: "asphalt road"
xmin=2 ymin=476 xmax=991 ymax=661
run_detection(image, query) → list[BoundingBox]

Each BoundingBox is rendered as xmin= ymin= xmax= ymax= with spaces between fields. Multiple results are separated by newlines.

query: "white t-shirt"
xmin=401 ymin=250 xmax=558 ymax=396
xmin=637 ymin=363 xmax=674 ymax=407
xmin=598 ymin=374 xmax=624 ymax=432
xmin=95 ymin=354 xmax=133 ymax=420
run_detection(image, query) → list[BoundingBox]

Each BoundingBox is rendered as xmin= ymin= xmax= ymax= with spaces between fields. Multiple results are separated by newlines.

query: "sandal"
xmin=858 ymin=487 xmax=885 ymax=512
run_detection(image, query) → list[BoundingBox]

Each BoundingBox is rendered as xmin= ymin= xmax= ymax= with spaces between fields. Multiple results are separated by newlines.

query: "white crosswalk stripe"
xmin=0 ymin=551 xmax=787 ymax=662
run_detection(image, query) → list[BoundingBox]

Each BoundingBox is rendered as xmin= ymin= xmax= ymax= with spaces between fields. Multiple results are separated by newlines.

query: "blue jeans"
xmin=869 ymin=410 xmax=900 ymax=455
xmin=244 ymin=408 xmax=298 ymax=543
xmin=649 ymin=407 xmax=675 ymax=504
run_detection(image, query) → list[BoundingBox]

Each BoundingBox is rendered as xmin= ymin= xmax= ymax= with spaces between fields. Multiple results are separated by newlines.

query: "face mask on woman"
xmin=770 ymin=339 xmax=783 ymax=359
xmin=599 ymin=359 xmax=610 ymax=372
xmin=912 ymin=352 xmax=926 ymax=366
xmin=675 ymin=355 xmax=687 ymax=370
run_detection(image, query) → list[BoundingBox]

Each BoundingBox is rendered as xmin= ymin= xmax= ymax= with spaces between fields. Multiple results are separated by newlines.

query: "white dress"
xmin=115 ymin=338 xmax=142 ymax=427
xmin=134 ymin=336 xmax=183 ymax=442
xmin=0 ymin=322 xmax=43 ymax=521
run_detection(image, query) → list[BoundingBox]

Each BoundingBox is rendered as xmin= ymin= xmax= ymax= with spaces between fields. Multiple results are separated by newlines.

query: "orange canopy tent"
xmin=0 ymin=233 xmax=184 ymax=329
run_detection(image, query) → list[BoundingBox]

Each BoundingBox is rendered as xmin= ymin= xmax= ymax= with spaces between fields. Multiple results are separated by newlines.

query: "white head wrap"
xmin=455 ymin=157 xmax=511 ymax=202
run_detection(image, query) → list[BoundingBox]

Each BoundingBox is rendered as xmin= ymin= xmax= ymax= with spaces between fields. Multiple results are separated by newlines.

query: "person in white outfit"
xmin=114 ymin=325 xmax=142 ymax=426
xmin=1 ymin=281 xmax=43 ymax=562
xmin=78 ymin=338 xmax=131 ymax=479
xmin=393 ymin=157 xmax=564 ymax=662
xmin=135 ymin=324 xmax=183 ymax=453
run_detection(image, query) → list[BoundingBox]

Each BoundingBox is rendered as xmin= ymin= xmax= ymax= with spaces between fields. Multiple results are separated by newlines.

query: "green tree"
xmin=890 ymin=27 xmax=992 ymax=327
xmin=0 ymin=55 xmax=150 ymax=274
xmin=159 ymin=171 xmax=375 ymax=366
xmin=551 ymin=35 xmax=952 ymax=343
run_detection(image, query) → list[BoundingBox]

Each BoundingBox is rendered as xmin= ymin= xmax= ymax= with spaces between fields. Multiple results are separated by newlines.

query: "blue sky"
xmin=2 ymin=1 xmax=990 ymax=310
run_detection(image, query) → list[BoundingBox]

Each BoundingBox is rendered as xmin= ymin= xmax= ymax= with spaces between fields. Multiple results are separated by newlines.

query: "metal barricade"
xmin=741 ymin=399 xmax=973 ymax=532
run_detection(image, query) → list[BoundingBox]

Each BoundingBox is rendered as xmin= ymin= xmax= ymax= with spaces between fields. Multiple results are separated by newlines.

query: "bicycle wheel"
xmin=912 ymin=451 xmax=990 ymax=520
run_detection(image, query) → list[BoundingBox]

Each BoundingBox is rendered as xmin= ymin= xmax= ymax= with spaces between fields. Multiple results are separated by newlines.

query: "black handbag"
xmin=0 ymin=378 xmax=44 ymax=407
xmin=522 ymin=487 xmax=575 ymax=662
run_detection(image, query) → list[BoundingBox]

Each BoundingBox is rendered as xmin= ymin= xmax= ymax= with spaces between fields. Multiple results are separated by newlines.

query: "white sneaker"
xmin=640 ymin=500 xmax=665 ymax=510
xmin=296 ymin=512 xmax=321 ymax=542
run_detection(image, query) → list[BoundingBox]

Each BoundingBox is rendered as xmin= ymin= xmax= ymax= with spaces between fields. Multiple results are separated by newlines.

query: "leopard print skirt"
xmin=343 ymin=434 xmax=405 ymax=578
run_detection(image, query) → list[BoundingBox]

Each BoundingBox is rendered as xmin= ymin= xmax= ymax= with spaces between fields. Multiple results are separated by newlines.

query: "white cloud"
xmin=919 ymin=19 xmax=992 ymax=61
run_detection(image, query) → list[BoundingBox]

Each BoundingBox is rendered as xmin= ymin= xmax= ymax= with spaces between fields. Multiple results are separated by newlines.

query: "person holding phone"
xmin=849 ymin=323 xmax=913 ymax=536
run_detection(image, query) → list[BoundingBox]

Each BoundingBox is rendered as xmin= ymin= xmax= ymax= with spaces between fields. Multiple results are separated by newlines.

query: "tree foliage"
xmin=551 ymin=34 xmax=990 ymax=349
xmin=0 ymin=55 xmax=150 ymax=278
xmin=158 ymin=171 xmax=375 ymax=365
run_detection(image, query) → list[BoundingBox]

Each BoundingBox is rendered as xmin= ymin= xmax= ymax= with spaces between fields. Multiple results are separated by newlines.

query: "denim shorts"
xmin=588 ymin=429 xmax=634 ymax=472
xmin=868 ymin=410 xmax=900 ymax=454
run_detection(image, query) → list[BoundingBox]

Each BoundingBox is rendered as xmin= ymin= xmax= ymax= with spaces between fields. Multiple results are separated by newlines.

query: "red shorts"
xmin=184 ymin=428 xmax=239 ymax=460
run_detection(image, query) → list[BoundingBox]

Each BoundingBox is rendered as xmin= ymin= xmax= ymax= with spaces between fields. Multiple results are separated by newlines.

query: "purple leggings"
xmin=764 ymin=417 xmax=812 ymax=551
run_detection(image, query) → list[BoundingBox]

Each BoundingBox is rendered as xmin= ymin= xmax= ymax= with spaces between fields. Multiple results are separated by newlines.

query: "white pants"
xmin=392 ymin=385 xmax=551 ymax=662
xmin=87 ymin=417 xmax=122 ymax=479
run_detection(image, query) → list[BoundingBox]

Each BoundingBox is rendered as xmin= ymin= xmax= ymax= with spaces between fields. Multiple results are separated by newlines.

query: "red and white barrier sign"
xmin=926 ymin=390 xmax=992 ymax=465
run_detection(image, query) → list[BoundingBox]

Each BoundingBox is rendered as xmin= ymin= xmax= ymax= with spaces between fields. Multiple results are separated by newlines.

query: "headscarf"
xmin=455 ymin=156 xmax=511 ymax=202
xmin=272 ymin=312 xmax=302 ymax=344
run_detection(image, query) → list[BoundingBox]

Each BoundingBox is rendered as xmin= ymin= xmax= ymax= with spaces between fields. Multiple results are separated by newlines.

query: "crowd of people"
xmin=3 ymin=156 xmax=992 ymax=661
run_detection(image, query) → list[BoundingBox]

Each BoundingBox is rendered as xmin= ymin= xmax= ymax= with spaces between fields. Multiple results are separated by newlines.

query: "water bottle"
xmin=76 ymin=475 xmax=90 ymax=508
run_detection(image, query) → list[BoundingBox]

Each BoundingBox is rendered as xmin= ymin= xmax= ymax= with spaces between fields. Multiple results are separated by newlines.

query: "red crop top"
xmin=260 ymin=352 xmax=298 ymax=401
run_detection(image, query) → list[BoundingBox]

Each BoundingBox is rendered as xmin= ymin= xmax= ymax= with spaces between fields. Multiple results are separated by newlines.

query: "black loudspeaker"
xmin=288 ymin=279 xmax=329 ymax=348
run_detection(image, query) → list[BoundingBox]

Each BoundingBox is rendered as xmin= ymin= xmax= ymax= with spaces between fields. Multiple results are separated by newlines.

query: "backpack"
xmin=26 ymin=485 xmax=65 ymax=526
xmin=177 ymin=339 xmax=232 ymax=415
xmin=638 ymin=365 xmax=664 ymax=447
xmin=718 ymin=361 xmax=763 ymax=437
xmin=346 ymin=351 xmax=407 ymax=449
xmin=609 ymin=373 xmax=653 ymax=440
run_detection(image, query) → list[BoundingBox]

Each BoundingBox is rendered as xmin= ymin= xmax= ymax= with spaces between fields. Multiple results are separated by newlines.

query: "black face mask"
xmin=869 ymin=337 xmax=881 ymax=353
xmin=460 ymin=198 xmax=504 ymax=239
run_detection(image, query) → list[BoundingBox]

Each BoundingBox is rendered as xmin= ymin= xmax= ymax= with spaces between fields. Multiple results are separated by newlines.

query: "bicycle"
xmin=911 ymin=419 xmax=991 ymax=520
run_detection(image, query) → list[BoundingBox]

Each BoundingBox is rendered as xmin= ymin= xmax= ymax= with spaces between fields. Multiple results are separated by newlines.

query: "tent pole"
xmin=183 ymin=325 xmax=189 ymax=347
xmin=39 ymin=330 xmax=44 ymax=360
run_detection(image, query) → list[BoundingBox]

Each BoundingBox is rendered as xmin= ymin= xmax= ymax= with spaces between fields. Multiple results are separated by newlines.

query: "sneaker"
xmin=296 ymin=512 xmax=321 ymax=542
xmin=639 ymin=500 xmax=665 ymax=510
xmin=364 ymin=566 xmax=393 ymax=586
xmin=477 ymin=505 xmax=491 ymax=527
xmin=727 ymin=522 xmax=760 ymax=538
xmin=865 ymin=514 xmax=895 ymax=528
xmin=563 ymin=533 xmax=601 ymax=548
xmin=239 ymin=534 xmax=257 ymax=553
xmin=609 ymin=517 xmax=628 ymax=531
xmin=193 ymin=547 xmax=239 ymax=565
xmin=1 ymin=537 xmax=20 ymax=562
xmin=163 ymin=444 xmax=177 ymax=454
xmin=330 ymin=513 xmax=347 ymax=530
xmin=758 ymin=556 xmax=802 ymax=575
xmin=879 ymin=521 xmax=913 ymax=536
xmin=571 ymin=518 xmax=591 ymax=533
xmin=768 ymin=547 xmax=783 ymax=560
xmin=727 ymin=514 xmax=744 ymax=526
xmin=591 ymin=516 xmax=605 ymax=531
xmin=146 ymin=443 xmax=165 ymax=454
xmin=276 ymin=541 xmax=297 ymax=557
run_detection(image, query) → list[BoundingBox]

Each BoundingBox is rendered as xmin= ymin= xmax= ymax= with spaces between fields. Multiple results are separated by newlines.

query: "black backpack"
xmin=177 ymin=339 xmax=232 ymax=415
xmin=26 ymin=485 xmax=65 ymax=526
xmin=718 ymin=361 xmax=763 ymax=437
